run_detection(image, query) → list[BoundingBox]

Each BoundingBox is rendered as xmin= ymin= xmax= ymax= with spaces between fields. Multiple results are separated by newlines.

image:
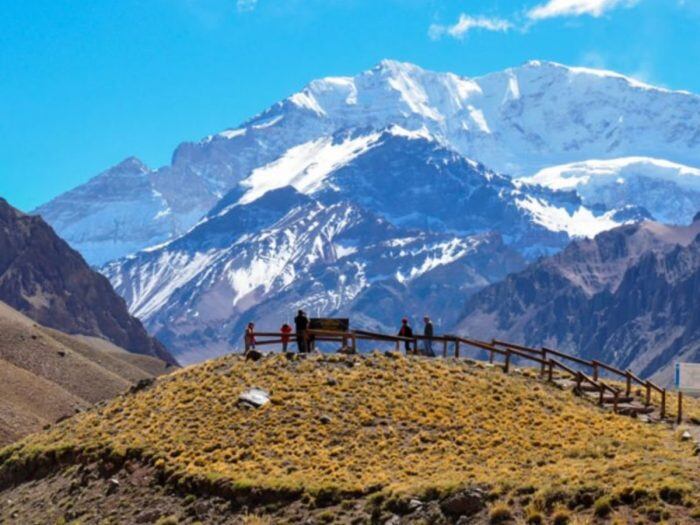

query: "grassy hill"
xmin=0 ymin=300 xmax=174 ymax=446
xmin=1 ymin=351 xmax=699 ymax=524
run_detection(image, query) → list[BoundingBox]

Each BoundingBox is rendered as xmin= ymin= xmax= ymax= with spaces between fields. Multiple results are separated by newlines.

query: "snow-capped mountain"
xmin=519 ymin=157 xmax=700 ymax=225
xmin=103 ymin=128 xmax=652 ymax=362
xmin=104 ymin=183 xmax=525 ymax=362
xmin=36 ymin=59 xmax=700 ymax=264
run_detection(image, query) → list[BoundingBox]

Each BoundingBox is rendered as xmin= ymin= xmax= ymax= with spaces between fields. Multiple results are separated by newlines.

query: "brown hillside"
xmin=0 ymin=301 xmax=173 ymax=446
xmin=0 ymin=198 xmax=177 ymax=365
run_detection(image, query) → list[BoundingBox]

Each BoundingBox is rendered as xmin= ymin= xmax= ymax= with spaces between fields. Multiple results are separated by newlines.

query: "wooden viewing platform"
xmin=250 ymin=327 xmax=685 ymax=425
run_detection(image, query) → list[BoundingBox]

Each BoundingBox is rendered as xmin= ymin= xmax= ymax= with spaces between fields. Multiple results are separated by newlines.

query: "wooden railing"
xmin=249 ymin=328 xmax=680 ymax=423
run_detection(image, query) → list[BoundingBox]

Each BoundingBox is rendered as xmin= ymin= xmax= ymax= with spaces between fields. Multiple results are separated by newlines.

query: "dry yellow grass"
xmin=2 ymin=352 xmax=698 ymax=517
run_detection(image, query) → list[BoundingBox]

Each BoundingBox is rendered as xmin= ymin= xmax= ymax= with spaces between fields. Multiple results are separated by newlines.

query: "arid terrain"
xmin=2 ymin=352 xmax=699 ymax=523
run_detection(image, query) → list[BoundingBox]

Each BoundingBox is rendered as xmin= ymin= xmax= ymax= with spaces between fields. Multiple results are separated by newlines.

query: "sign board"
xmin=675 ymin=363 xmax=700 ymax=395
xmin=309 ymin=318 xmax=349 ymax=332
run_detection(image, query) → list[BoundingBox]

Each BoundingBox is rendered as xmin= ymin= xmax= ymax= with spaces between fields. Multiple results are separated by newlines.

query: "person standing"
xmin=244 ymin=322 xmax=256 ymax=353
xmin=423 ymin=316 xmax=435 ymax=357
xmin=397 ymin=317 xmax=413 ymax=353
xmin=280 ymin=322 xmax=292 ymax=352
xmin=294 ymin=310 xmax=309 ymax=353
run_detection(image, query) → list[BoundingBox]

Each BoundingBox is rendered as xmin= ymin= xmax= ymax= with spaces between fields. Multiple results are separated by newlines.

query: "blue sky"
xmin=2 ymin=0 xmax=698 ymax=211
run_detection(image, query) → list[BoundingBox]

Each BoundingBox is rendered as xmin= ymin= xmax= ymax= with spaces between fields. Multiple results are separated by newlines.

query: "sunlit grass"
xmin=1 ymin=352 xmax=698 ymax=521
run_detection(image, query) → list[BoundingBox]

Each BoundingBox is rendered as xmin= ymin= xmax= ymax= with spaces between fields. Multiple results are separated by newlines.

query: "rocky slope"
xmin=1 ymin=353 xmax=698 ymax=523
xmin=456 ymin=218 xmax=700 ymax=384
xmin=0 ymin=300 xmax=172 ymax=446
xmin=36 ymin=60 xmax=700 ymax=264
xmin=0 ymin=198 xmax=177 ymax=365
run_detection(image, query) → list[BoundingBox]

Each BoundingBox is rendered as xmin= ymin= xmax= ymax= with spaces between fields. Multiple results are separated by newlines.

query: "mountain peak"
xmin=110 ymin=156 xmax=150 ymax=175
xmin=372 ymin=59 xmax=423 ymax=74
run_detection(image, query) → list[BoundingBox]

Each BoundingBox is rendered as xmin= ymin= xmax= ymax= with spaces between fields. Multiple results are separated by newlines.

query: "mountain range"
xmin=29 ymin=60 xmax=700 ymax=365
xmin=35 ymin=60 xmax=700 ymax=265
xmin=457 ymin=218 xmax=700 ymax=385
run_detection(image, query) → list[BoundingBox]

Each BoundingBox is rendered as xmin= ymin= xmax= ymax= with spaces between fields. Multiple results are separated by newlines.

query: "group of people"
xmin=244 ymin=312 xmax=437 ymax=356
xmin=398 ymin=316 xmax=435 ymax=357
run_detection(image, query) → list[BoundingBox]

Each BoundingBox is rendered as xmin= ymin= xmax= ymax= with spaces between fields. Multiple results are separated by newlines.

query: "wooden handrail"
xmin=353 ymin=329 xmax=414 ymax=342
xmin=543 ymin=347 xmax=594 ymax=369
xmin=252 ymin=331 xmax=298 ymax=337
xmin=493 ymin=340 xmax=542 ymax=356
xmin=248 ymin=326 xmax=679 ymax=422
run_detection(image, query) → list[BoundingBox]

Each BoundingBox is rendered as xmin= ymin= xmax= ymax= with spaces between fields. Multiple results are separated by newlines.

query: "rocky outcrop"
xmin=0 ymin=198 xmax=177 ymax=365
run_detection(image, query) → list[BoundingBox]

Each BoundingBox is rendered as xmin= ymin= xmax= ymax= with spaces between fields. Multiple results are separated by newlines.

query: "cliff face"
xmin=0 ymin=199 xmax=177 ymax=365
xmin=456 ymin=220 xmax=700 ymax=384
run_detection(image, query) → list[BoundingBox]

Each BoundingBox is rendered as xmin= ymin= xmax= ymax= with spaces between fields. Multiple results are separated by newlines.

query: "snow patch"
xmin=516 ymin=196 xmax=620 ymax=238
xmin=237 ymin=132 xmax=382 ymax=205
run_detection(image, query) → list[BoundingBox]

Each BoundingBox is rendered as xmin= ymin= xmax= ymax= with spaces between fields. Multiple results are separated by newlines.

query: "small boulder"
xmin=408 ymin=499 xmax=423 ymax=512
xmin=319 ymin=414 xmax=332 ymax=425
xmin=105 ymin=477 xmax=120 ymax=495
xmin=681 ymin=430 xmax=692 ymax=441
xmin=135 ymin=509 xmax=162 ymax=523
xmin=238 ymin=388 xmax=270 ymax=408
xmin=245 ymin=349 xmax=264 ymax=361
xmin=440 ymin=488 xmax=486 ymax=518
xmin=129 ymin=378 xmax=155 ymax=394
xmin=326 ymin=376 xmax=338 ymax=386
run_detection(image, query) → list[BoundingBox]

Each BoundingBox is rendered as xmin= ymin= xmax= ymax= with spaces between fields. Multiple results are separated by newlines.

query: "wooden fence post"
xmin=625 ymin=371 xmax=632 ymax=397
xmin=592 ymin=361 xmax=599 ymax=381
xmin=540 ymin=349 xmax=547 ymax=376
xmin=413 ymin=338 xmax=419 ymax=355
xmin=547 ymin=360 xmax=554 ymax=382
xmin=599 ymin=387 xmax=605 ymax=406
xmin=489 ymin=349 xmax=494 ymax=364
xmin=645 ymin=382 xmax=651 ymax=407
xmin=661 ymin=389 xmax=666 ymax=419
xmin=504 ymin=350 xmax=511 ymax=374
xmin=443 ymin=339 xmax=448 ymax=358
xmin=677 ymin=392 xmax=683 ymax=424
xmin=455 ymin=340 xmax=460 ymax=358
xmin=613 ymin=390 xmax=619 ymax=413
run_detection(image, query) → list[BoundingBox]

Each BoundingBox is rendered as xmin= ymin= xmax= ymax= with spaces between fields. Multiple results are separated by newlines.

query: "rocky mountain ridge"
xmin=0 ymin=198 xmax=177 ymax=365
xmin=456 ymin=218 xmax=700 ymax=384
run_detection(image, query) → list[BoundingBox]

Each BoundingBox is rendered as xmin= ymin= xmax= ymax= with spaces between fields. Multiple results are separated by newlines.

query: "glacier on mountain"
xmin=36 ymin=59 xmax=700 ymax=264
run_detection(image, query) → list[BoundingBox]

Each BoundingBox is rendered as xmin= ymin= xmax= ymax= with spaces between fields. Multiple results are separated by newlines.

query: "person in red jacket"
xmin=280 ymin=322 xmax=292 ymax=352
xmin=244 ymin=322 xmax=256 ymax=352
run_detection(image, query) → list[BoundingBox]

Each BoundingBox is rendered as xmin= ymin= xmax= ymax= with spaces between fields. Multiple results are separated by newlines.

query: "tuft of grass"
xmin=551 ymin=507 xmax=571 ymax=525
xmin=593 ymin=495 xmax=612 ymax=518
xmin=489 ymin=502 xmax=513 ymax=523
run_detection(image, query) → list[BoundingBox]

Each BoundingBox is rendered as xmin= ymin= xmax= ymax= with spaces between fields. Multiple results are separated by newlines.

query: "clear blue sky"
xmin=2 ymin=0 xmax=698 ymax=211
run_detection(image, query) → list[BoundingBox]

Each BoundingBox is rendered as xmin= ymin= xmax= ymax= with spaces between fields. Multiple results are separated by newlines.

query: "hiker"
xmin=397 ymin=317 xmax=413 ymax=353
xmin=244 ymin=322 xmax=256 ymax=352
xmin=294 ymin=310 xmax=309 ymax=353
xmin=280 ymin=322 xmax=292 ymax=352
xmin=423 ymin=316 xmax=435 ymax=357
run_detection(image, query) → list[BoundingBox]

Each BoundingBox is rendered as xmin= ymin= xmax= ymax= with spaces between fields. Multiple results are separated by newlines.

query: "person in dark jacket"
xmin=294 ymin=310 xmax=309 ymax=353
xmin=397 ymin=317 xmax=413 ymax=353
xmin=423 ymin=316 xmax=435 ymax=357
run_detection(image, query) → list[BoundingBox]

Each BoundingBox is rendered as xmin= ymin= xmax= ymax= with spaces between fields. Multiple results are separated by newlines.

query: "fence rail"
xmin=249 ymin=327 xmax=679 ymax=423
